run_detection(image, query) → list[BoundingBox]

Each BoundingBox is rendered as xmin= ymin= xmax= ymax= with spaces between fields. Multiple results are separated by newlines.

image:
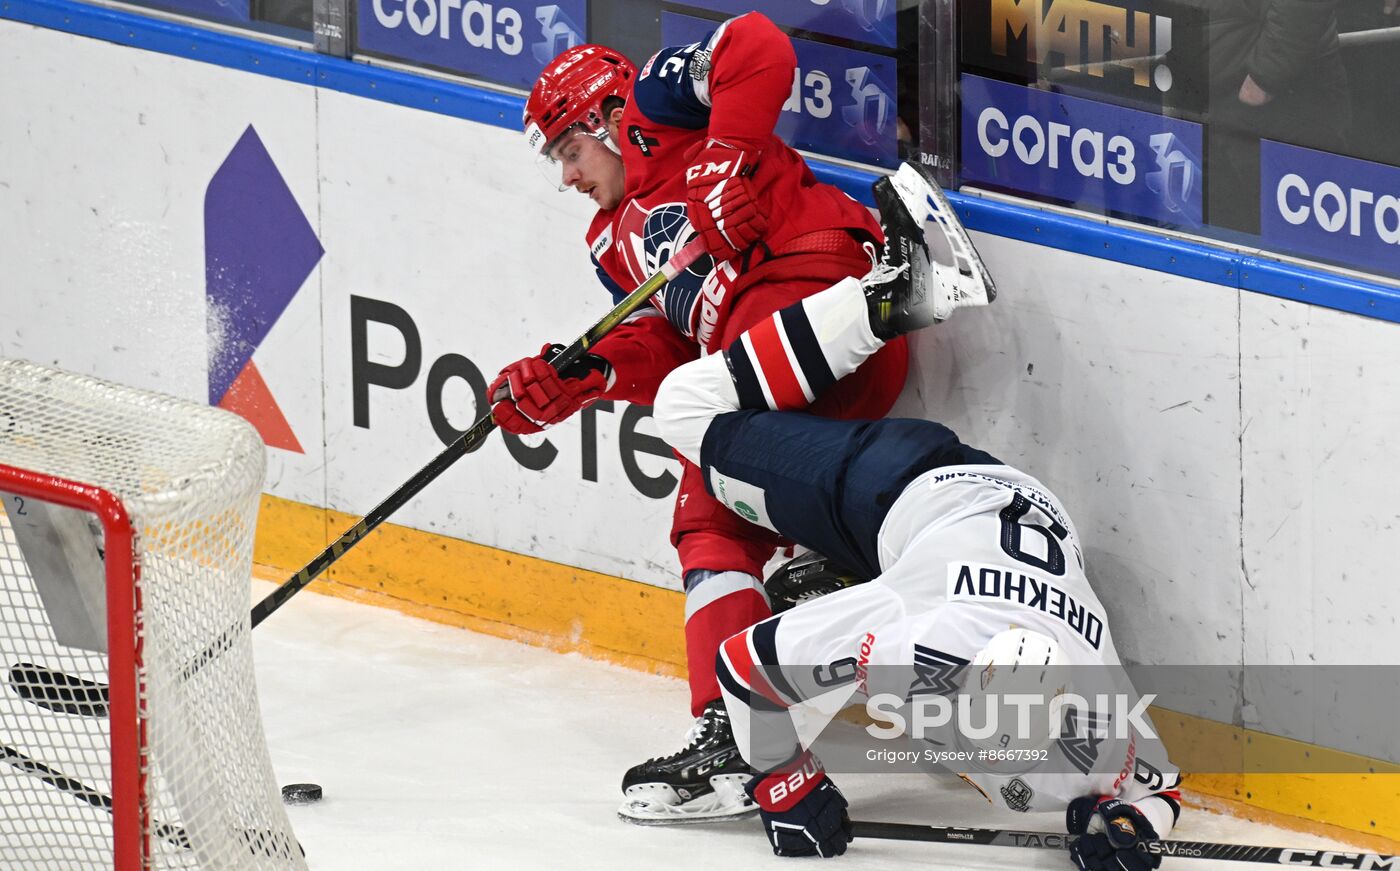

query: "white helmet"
xmin=954 ymin=628 xmax=1070 ymax=767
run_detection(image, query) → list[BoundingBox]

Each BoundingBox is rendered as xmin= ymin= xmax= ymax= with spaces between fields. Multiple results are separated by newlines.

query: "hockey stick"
xmin=0 ymin=740 xmax=191 ymax=849
xmin=8 ymin=662 xmax=108 ymax=716
xmin=1 ymin=739 xmax=304 ymax=856
xmin=10 ymin=240 xmax=709 ymax=701
xmin=851 ymin=821 xmax=1398 ymax=866
xmin=248 ymin=238 xmax=706 ymax=630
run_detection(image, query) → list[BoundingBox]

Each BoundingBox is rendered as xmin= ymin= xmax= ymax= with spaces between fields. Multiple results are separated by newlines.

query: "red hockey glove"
xmin=684 ymin=139 xmax=766 ymax=262
xmin=1066 ymin=796 xmax=1162 ymax=871
xmin=488 ymin=344 xmax=611 ymax=435
xmin=745 ymin=752 xmax=851 ymax=858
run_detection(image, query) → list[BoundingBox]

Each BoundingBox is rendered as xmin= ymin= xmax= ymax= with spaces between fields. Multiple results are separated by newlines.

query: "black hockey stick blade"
xmin=8 ymin=662 xmax=109 ymax=716
xmin=850 ymin=821 xmax=1398 ymax=866
xmin=0 ymin=740 xmax=190 ymax=849
xmin=0 ymin=741 xmax=304 ymax=856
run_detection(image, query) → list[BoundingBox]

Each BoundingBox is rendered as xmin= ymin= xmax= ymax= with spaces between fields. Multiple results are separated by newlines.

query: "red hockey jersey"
xmin=585 ymin=13 xmax=881 ymax=403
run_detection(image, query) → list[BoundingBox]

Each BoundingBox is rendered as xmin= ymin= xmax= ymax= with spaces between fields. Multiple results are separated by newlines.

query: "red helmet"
xmin=524 ymin=44 xmax=637 ymax=157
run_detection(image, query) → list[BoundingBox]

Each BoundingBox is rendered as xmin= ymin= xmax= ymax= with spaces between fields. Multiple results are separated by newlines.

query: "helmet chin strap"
xmin=602 ymin=130 xmax=621 ymax=156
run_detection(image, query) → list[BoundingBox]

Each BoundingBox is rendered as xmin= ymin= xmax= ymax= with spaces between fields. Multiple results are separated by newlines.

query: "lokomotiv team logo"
xmin=614 ymin=200 xmax=710 ymax=339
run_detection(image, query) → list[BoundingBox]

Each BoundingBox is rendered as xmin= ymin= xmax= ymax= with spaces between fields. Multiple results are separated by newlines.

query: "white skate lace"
xmin=639 ymin=715 xmax=712 ymax=765
xmin=861 ymin=239 xmax=880 ymax=267
xmin=860 ymin=261 xmax=908 ymax=289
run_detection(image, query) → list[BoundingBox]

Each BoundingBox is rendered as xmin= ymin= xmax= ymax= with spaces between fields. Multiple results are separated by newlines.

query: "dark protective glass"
xmin=347 ymin=1 xmax=923 ymax=170
xmin=84 ymin=0 xmax=1397 ymax=283
xmin=940 ymin=0 xmax=1400 ymax=283
xmin=106 ymin=0 xmax=313 ymax=40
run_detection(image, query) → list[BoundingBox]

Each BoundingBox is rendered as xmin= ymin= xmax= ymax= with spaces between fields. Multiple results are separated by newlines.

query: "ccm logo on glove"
xmin=684 ymin=139 xmax=767 ymax=262
xmin=685 ymin=159 xmax=740 ymax=182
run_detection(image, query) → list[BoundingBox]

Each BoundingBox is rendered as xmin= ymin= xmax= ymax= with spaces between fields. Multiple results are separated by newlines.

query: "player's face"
xmin=552 ymin=128 xmax=625 ymax=210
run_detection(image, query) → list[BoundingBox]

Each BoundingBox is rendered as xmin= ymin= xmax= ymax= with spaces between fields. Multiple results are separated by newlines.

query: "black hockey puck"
xmin=281 ymin=783 xmax=323 ymax=804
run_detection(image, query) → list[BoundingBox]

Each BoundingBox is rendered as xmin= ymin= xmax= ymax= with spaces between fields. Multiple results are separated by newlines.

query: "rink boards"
xmin=2 ymin=3 xmax=1399 ymax=842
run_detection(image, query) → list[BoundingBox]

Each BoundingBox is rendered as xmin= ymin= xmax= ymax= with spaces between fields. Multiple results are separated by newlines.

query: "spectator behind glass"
xmin=1166 ymin=0 xmax=1352 ymax=235
xmin=1335 ymin=0 xmax=1400 ymax=167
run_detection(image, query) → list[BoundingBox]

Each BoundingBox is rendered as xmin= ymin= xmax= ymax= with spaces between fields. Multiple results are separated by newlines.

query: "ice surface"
xmin=251 ymin=582 xmax=1369 ymax=870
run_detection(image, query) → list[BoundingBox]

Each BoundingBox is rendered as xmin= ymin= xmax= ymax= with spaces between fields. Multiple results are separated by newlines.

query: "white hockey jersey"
xmin=717 ymin=464 xmax=1181 ymax=832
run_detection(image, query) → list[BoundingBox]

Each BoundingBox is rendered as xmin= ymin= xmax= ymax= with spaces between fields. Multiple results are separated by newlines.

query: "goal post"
xmin=0 ymin=359 xmax=305 ymax=870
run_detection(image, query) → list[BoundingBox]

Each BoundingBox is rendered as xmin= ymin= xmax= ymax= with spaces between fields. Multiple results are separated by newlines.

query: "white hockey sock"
xmin=725 ymin=277 xmax=884 ymax=413
xmin=654 ymin=353 xmax=741 ymax=467
xmin=655 ymin=278 xmax=885 ymax=465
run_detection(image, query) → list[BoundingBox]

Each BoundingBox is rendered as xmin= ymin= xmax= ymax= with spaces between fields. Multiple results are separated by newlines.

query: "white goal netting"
xmin=0 ymin=359 xmax=305 ymax=870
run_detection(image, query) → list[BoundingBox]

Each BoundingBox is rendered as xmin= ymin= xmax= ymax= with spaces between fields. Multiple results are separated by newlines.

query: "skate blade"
xmin=616 ymin=806 xmax=759 ymax=827
xmin=617 ymin=777 xmax=758 ymax=827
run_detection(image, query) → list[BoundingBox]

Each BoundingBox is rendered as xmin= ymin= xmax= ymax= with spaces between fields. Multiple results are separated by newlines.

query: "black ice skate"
xmin=617 ymin=699 xmax=757 ymax=825
xmin=863 ymin=162 xmax=996 ymax=339
xmin=763 ymin=550 xmax=868 ymax=614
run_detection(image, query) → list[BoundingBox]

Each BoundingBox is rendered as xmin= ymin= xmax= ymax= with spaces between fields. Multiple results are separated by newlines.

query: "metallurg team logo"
xmin=204 ymin=125 xmax=323 ymax=453
xmin=905 ymin=644 xmax=969 ymax=701
xmin=1058 ymin=707 xmax=1111 ymax=775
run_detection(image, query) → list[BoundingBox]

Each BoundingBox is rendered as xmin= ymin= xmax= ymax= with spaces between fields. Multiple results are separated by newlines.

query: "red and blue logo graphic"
xmin=205 ymin=125 xmax=323 ymax=453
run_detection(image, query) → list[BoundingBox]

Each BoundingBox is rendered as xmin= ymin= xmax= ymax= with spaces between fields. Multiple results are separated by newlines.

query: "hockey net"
xmin=0 ymin=359 xmax=305 ymax=870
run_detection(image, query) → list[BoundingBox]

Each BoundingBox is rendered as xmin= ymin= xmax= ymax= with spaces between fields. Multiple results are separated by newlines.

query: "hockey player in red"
xmin=490 ymin=13 xmax=923 ymax=824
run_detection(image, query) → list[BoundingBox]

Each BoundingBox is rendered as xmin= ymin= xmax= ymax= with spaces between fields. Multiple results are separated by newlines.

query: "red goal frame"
xmin=0 ymin=462 xmax=147 ymax=870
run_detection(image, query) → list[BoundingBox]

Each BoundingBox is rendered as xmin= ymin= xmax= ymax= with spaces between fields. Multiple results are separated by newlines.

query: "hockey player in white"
xmin=653 ymin=164 xmax=1183 ymax=868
